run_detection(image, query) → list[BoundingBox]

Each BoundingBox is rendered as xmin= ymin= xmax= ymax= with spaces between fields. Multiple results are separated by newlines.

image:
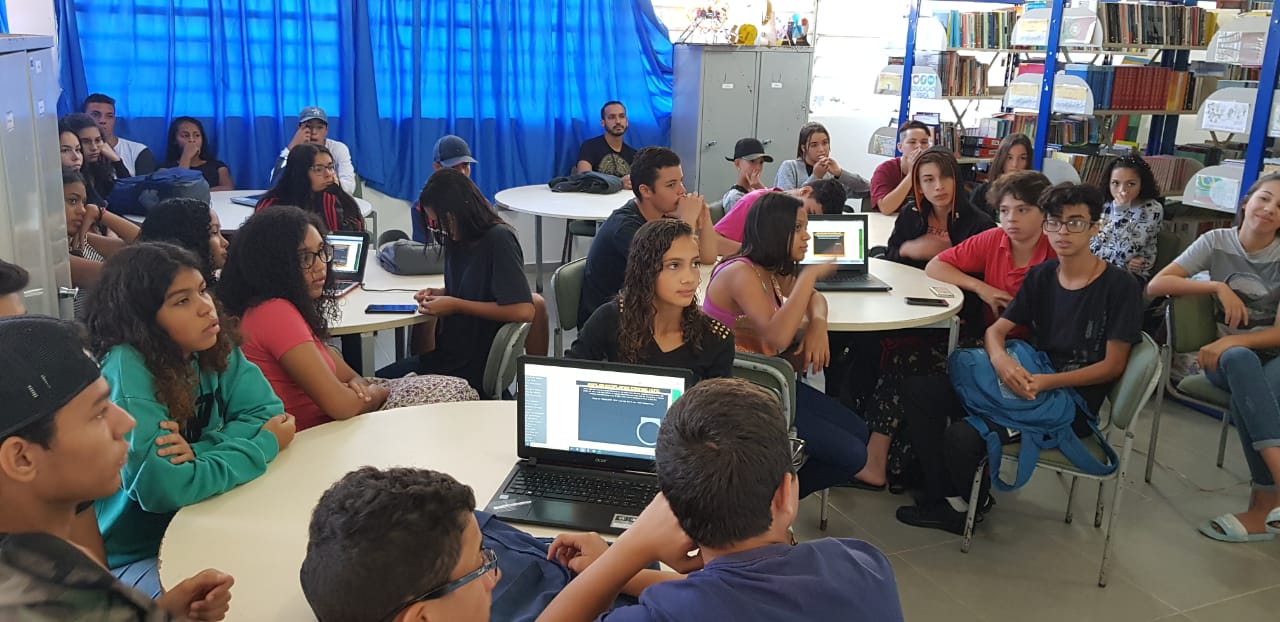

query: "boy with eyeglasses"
xmin=536 ymin=378 xmax=903 ymax=622
xmin=896 ymin=182 xmax=1143 ymax=534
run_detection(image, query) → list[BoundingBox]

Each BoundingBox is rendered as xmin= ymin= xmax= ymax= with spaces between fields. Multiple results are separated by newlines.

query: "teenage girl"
xmin=1091 ymin=156 xmax=1163 ymax=279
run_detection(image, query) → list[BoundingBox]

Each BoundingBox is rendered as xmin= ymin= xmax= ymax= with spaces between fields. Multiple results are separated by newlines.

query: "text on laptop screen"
xmin=326 ymin=233 xmax=365 ymax=274
xmin=522 ymin=362 xmax=687 ymax=460
xmin=801 ymin=217 xmax=866 ymax=266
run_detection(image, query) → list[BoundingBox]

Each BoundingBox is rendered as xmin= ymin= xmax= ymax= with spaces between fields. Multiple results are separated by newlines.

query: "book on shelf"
xmin=937 ymin=52 xmax=990 ymax=97
xmin=1097 ymin=1 xmax=1216 ymax=47
xmin=936 ymin=7 xmax=1021 ymax=49
xmin=1067 ymin=65 xmax=1208 ymax=112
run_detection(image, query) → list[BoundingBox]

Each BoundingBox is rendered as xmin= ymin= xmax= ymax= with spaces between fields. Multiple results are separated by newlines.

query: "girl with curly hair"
xmin=703 ymin=191 xmax=871 ymax=497
xmin=138 ymin=197 xmax=229 ymax=286
xmin=1091 ymin=155 xmax=1164 ymax=279
xmin=220 ymin=205 xmax=476 ymax=431
xmin=256 ymin=143 xmax=363 ymax=232
xmin=569 ymin=218 xmax=734 ymax=381
xmin=84 ymin=242 xmax=296 ymax=597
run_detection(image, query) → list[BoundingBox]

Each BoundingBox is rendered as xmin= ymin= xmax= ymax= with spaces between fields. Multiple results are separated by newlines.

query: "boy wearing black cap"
xmin=0 ymin=316 xmax=234 ymax=620
xmin=0 ymin=259 xmax=28 ymax=317
xmin=720 ymin=138 xmax=774 ymax=211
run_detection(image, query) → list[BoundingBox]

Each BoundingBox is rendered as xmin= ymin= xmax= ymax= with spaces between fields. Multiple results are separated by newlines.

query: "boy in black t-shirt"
xmin=896 ymin=183 xmax=1143 ymax=534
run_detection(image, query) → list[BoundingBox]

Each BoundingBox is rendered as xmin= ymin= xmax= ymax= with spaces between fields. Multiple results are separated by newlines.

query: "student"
xmin=703 ymin=192 xmax=871 ymax=496
xmin=968 ymin=133 xmax=1033 ymax=219
xmin=570 ymin=219 xmax=734 ymax=382
xmin=275 ymin=106 xmax=356 ymax=193
xmin=720 ymin=137 xmax=773 ymax=211
xmin=162 ymin=116 xmax=233 ymax=191
xmin=885 ymin=148 xmax=995 ymax=269
xmin=774 ymin=122 xmax=869 ymax=200
xmin=301 ymin=467 xmax=499 ymax=622
xmin=896 ymin=183 xmax=1142 ymax=534
xmin=65 ymin=169 xmax=141 ymax=290
xmin=256 ymin=143 xmax=365 ymax=233
xmin=138 ymin=197 xmax=230 ymax=286
xmin=219 ymin=206 xmax=477 ymax=430
xmin=869 ymin=120 xmax=931 ymax=215
xmin=712 ymin=184 xmax=827 ymax=245
xmin=1091 ymin=156 xmax=1163 ymax=279
xmin=926 ymin=170 xmax=1055 ymax=328
xmin=578 ymin=147 xmax=726 ymax=328
xmin=83 ymin=242 xmax=295 ymax=597
xmin=1147 ymin=173 xmax=1280 ymax=542
xmin=60 ymin=125 xmax=85 ymax=172
xmin=577 ymin=100 xmax=637 ymax=189
xmin=0 ymin=259 xmax=28 ymax=317
xmin=375 ymin=169 xmax=534 ymax=393
xmin=83 ymin=93 xmax=157 ymax=176
xmin=63 ymin=112 xmax=131 ymax=199
xmin=537 ymin=378 xmax=904 ymax=622
xmin=0 ymin=316 xmax=235 ymax=620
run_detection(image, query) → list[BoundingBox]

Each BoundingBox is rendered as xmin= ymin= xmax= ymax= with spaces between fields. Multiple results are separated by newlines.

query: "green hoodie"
xmin=96 ymin=344 xmax=283 ymax=569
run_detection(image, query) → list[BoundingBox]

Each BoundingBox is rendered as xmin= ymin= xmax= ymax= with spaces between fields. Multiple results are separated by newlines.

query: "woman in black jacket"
xmin=885 ymin=148 xmax=994 ymax=269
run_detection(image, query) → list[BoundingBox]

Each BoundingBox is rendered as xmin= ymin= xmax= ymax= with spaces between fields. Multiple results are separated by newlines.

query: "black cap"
xmin=0 ymin=317 xmax=101 ymax=438
xmin=726 ymin=138 xmax=774 ymax=162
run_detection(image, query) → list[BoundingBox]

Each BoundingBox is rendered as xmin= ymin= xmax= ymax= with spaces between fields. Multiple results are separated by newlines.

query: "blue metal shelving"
xmin=1240 ymin=10 xmax=1280 ymax=197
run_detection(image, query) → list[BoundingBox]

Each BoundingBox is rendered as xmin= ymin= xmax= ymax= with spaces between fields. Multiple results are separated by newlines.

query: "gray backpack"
xmin=376 ymin=239 xmax=445 ymax=275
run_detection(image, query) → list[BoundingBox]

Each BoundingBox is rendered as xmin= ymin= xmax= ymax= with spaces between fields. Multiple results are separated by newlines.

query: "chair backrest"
xmin=1106 ymin=332 xmax=1162 ymax=431
xmin=709 ymin=200 xmax=725 ymax=224
xmin=731 ymin=352 xmax=798 ymax=431
xmin=1167 ymin=294 xmax=1218 ymax=353
xmin=550 ymin=258 xmax=586 ymax=334
xmin=1151 ymin=230 xmax=1181 ymax=277
xmin=483 ymin=322 xmax=531 ymax=399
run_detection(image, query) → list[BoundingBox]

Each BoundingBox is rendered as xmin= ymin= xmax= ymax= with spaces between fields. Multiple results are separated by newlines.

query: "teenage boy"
xmin=83 ymin=93 xmax=157 ymax=176
xmin=720 ymin=138 xmax=773 ymax=211
xmin=896 ymin=183 xmax=1143 ymax=534
xmin=301 ymin=466 xmax=498 ymax=622
xmin=275 ymin=106 xmax=356 ymax=192
xmin=0 ymin=316 xmax=234 ymax=620
xmin=0 ymin=259 xmax=28 ymax=317
xmin=869 ymin=120 xmax=932 ymax=215
xmin=578 ymin=147 xmax=730 ymax=328
xmin=412 ymin=135 xmax=481 ymax=243
xmin=577 ymin=101 xmax=637 ymax=189
xmin=537 ymin=377 xmax=904 ymax=622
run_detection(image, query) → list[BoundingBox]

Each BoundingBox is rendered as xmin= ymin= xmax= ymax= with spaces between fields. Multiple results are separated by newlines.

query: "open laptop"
xmin=325 ymin=231 xmax=370 ymax=297
xmin=229 ymin=193 xmax=264 ymax=207
xmin=804 ymin=213 xmax=892 ymax=292
xmin=485 ymin=357 xmax=695 ymax=534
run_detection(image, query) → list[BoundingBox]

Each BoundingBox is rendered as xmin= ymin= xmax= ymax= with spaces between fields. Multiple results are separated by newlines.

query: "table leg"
xmin=360 ymin=333 xmax=377 ymax=376
xmin=947 ymin=316 xmax=960 ymax=354
xmin=534 ymin=215 xmax=544 ymax=293
xmin=395 ymin=326 xmax=406 ymax=360
xmin=340 ymin=334 xmax=362 ymax=372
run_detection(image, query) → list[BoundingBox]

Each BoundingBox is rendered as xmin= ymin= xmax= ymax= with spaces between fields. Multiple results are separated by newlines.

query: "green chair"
xmin=708 ymin=200 xmax=725 ymax=224
xmin=561 ymin=220 xmax=598 ymax=263
xmin=1145 ymin=294 xmax=1232 ymax=482
xmin=482 ymin=322 xmax=531 ymax=399
xmin=548 ymin=258 xmax=586 ymax=356
xmin=960 ymin=332 xmax=1162 ymax=588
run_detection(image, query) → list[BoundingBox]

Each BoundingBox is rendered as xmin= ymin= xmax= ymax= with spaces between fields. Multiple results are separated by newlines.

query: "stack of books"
xmin=1063 ymin=64 xmax=1212 ymax=112
xmin=1144 ymin=155 xmax=1201 ymax=195
xmin=937 ymin=52 xmax=990 ymax=96
xmin=1097 ymin=1 xmax=1217 ymax=47
xmin=937 ymin=8 xmax=1021 ymax=49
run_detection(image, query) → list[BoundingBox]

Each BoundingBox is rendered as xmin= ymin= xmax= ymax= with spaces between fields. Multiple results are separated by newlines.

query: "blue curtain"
xmin=0 ymin=0 xmax=8 ymax=34
xmin=56 ymin=0 xmax=673 ymax=201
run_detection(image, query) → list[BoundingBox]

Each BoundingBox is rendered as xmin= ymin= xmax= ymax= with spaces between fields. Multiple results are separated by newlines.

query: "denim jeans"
xmin=112 ymin=557 xmax=161 ymax=599
xmin=794 ymin=383 xmax=870 ymax=497
xmin=1204 ymin=347 xmax=1280 ymax=489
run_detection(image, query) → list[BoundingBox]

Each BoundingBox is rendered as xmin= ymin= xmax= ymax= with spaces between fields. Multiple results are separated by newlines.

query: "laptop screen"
xmin=801 ymin=215 xmax=868 ymax=267
xmin=519 ymin=358 xmax=691 ymax=462
xmin=326 ymin=232 xmax=366 ymax=277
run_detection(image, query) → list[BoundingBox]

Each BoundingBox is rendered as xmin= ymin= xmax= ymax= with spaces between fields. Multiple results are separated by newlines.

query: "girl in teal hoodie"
xmin=84 ymin=241 xmax=296 ymax=598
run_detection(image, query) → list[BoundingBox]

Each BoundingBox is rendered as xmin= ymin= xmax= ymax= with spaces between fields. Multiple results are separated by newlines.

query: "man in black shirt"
xmin=896 ymin=183 xmax=1142 ymax=534
xmin=577 ymin=101 xmax=638 ymax=189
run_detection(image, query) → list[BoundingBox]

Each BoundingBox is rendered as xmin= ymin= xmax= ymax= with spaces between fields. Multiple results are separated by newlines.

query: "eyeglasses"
xmin=309 ymin=164 xmax=336 ymax=174
xmin=382 ymin=548 xmax=498 ymax=621
xmin=298 ymin=243 xmax=333 ymax=268
xmin=1042 ymin=218 xmax=1096 ymax=233
xmin=789 ymin=436 xmax=807 ymax=470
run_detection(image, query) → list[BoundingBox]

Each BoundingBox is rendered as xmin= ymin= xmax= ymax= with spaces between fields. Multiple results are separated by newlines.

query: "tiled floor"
xmin=361 ymin=320 xmax=1280 ymax=622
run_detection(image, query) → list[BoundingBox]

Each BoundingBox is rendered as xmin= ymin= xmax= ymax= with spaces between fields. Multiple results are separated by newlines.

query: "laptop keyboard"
xmin=505 ymin=469 xmax=659 ymax=508
xmin=823 ymin=272 xmax=874 ymax=283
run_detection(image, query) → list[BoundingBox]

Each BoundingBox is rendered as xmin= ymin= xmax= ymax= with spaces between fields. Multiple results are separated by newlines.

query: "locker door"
xmin=693 ymin=50 xmax=757 ymax=197
xmin=754 ymin=50 xmax=813 ymax=187
xmin=0 ymin=50 xmax=55 ymax=316
xmin=27 ymin=48 xmax=72 ymax=318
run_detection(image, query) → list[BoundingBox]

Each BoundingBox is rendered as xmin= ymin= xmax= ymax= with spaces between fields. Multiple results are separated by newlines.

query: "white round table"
xmin=864 ymin=212 xmax=896 ymax=249
xmin=329 ymin=251 xmax=443 ymax=375
xmin=495 ymin=184 xmax=630 ymax=292
xmin=210 ymin=190 xmax=374 ymax=231
xmin=159 ymin=402 xmax=522 ymax=622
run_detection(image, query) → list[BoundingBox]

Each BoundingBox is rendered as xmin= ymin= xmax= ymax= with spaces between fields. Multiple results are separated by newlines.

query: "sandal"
xmin=1198 ymin=513 xmax=1276 ymax=543
xmin=1267 ymin=508 xmax=1280 ymax=536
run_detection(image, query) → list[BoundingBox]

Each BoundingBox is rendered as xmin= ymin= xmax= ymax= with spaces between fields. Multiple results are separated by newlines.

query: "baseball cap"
xmin=727 ymin=138 xmax=773 ymax=162
xmin=433 ymin=135 xmax=479 ymax=168
xmin=0 ymin=316 xmax=101 ymax=438
xmin=298 ymin=106 xmax=329 ymax=125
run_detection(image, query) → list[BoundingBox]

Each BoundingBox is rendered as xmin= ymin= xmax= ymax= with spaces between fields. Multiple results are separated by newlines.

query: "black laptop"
xmin=325 ymin=231 xmax=370 ymax=297
xmin=804 ymin=213 xmax=892 ymax=292
xmin=485 ymin=356 xmax=695 ymax=534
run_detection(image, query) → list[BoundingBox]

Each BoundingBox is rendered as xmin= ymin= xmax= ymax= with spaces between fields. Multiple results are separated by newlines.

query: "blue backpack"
xmin=948 ymin=340 xmax=1117 ymax=491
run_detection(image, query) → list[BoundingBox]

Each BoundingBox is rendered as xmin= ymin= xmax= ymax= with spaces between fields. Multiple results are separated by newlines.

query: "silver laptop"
xmin=485 ymin=356 xmax=694 ymax=534
xmin=325 ymin=231 xmax=370 ymax=297
xmin=804 ymin=214 xmax=892 ymax=292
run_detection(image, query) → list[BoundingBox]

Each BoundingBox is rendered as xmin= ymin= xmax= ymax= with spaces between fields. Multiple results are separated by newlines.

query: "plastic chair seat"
xmin=1177 ymin=374 xmax=1230 ymax=408
xmin=1001 ymin=437 xmax=1115 ymax=472
xmin=567 ymin=220 xmax=597 ymax=237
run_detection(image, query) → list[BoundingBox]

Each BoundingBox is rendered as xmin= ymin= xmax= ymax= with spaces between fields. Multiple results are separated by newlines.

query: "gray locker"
xmin=671 ymin=44 xmax=814 ymax=199
xmin=0 ymin=36 xmax=71 ymax=319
